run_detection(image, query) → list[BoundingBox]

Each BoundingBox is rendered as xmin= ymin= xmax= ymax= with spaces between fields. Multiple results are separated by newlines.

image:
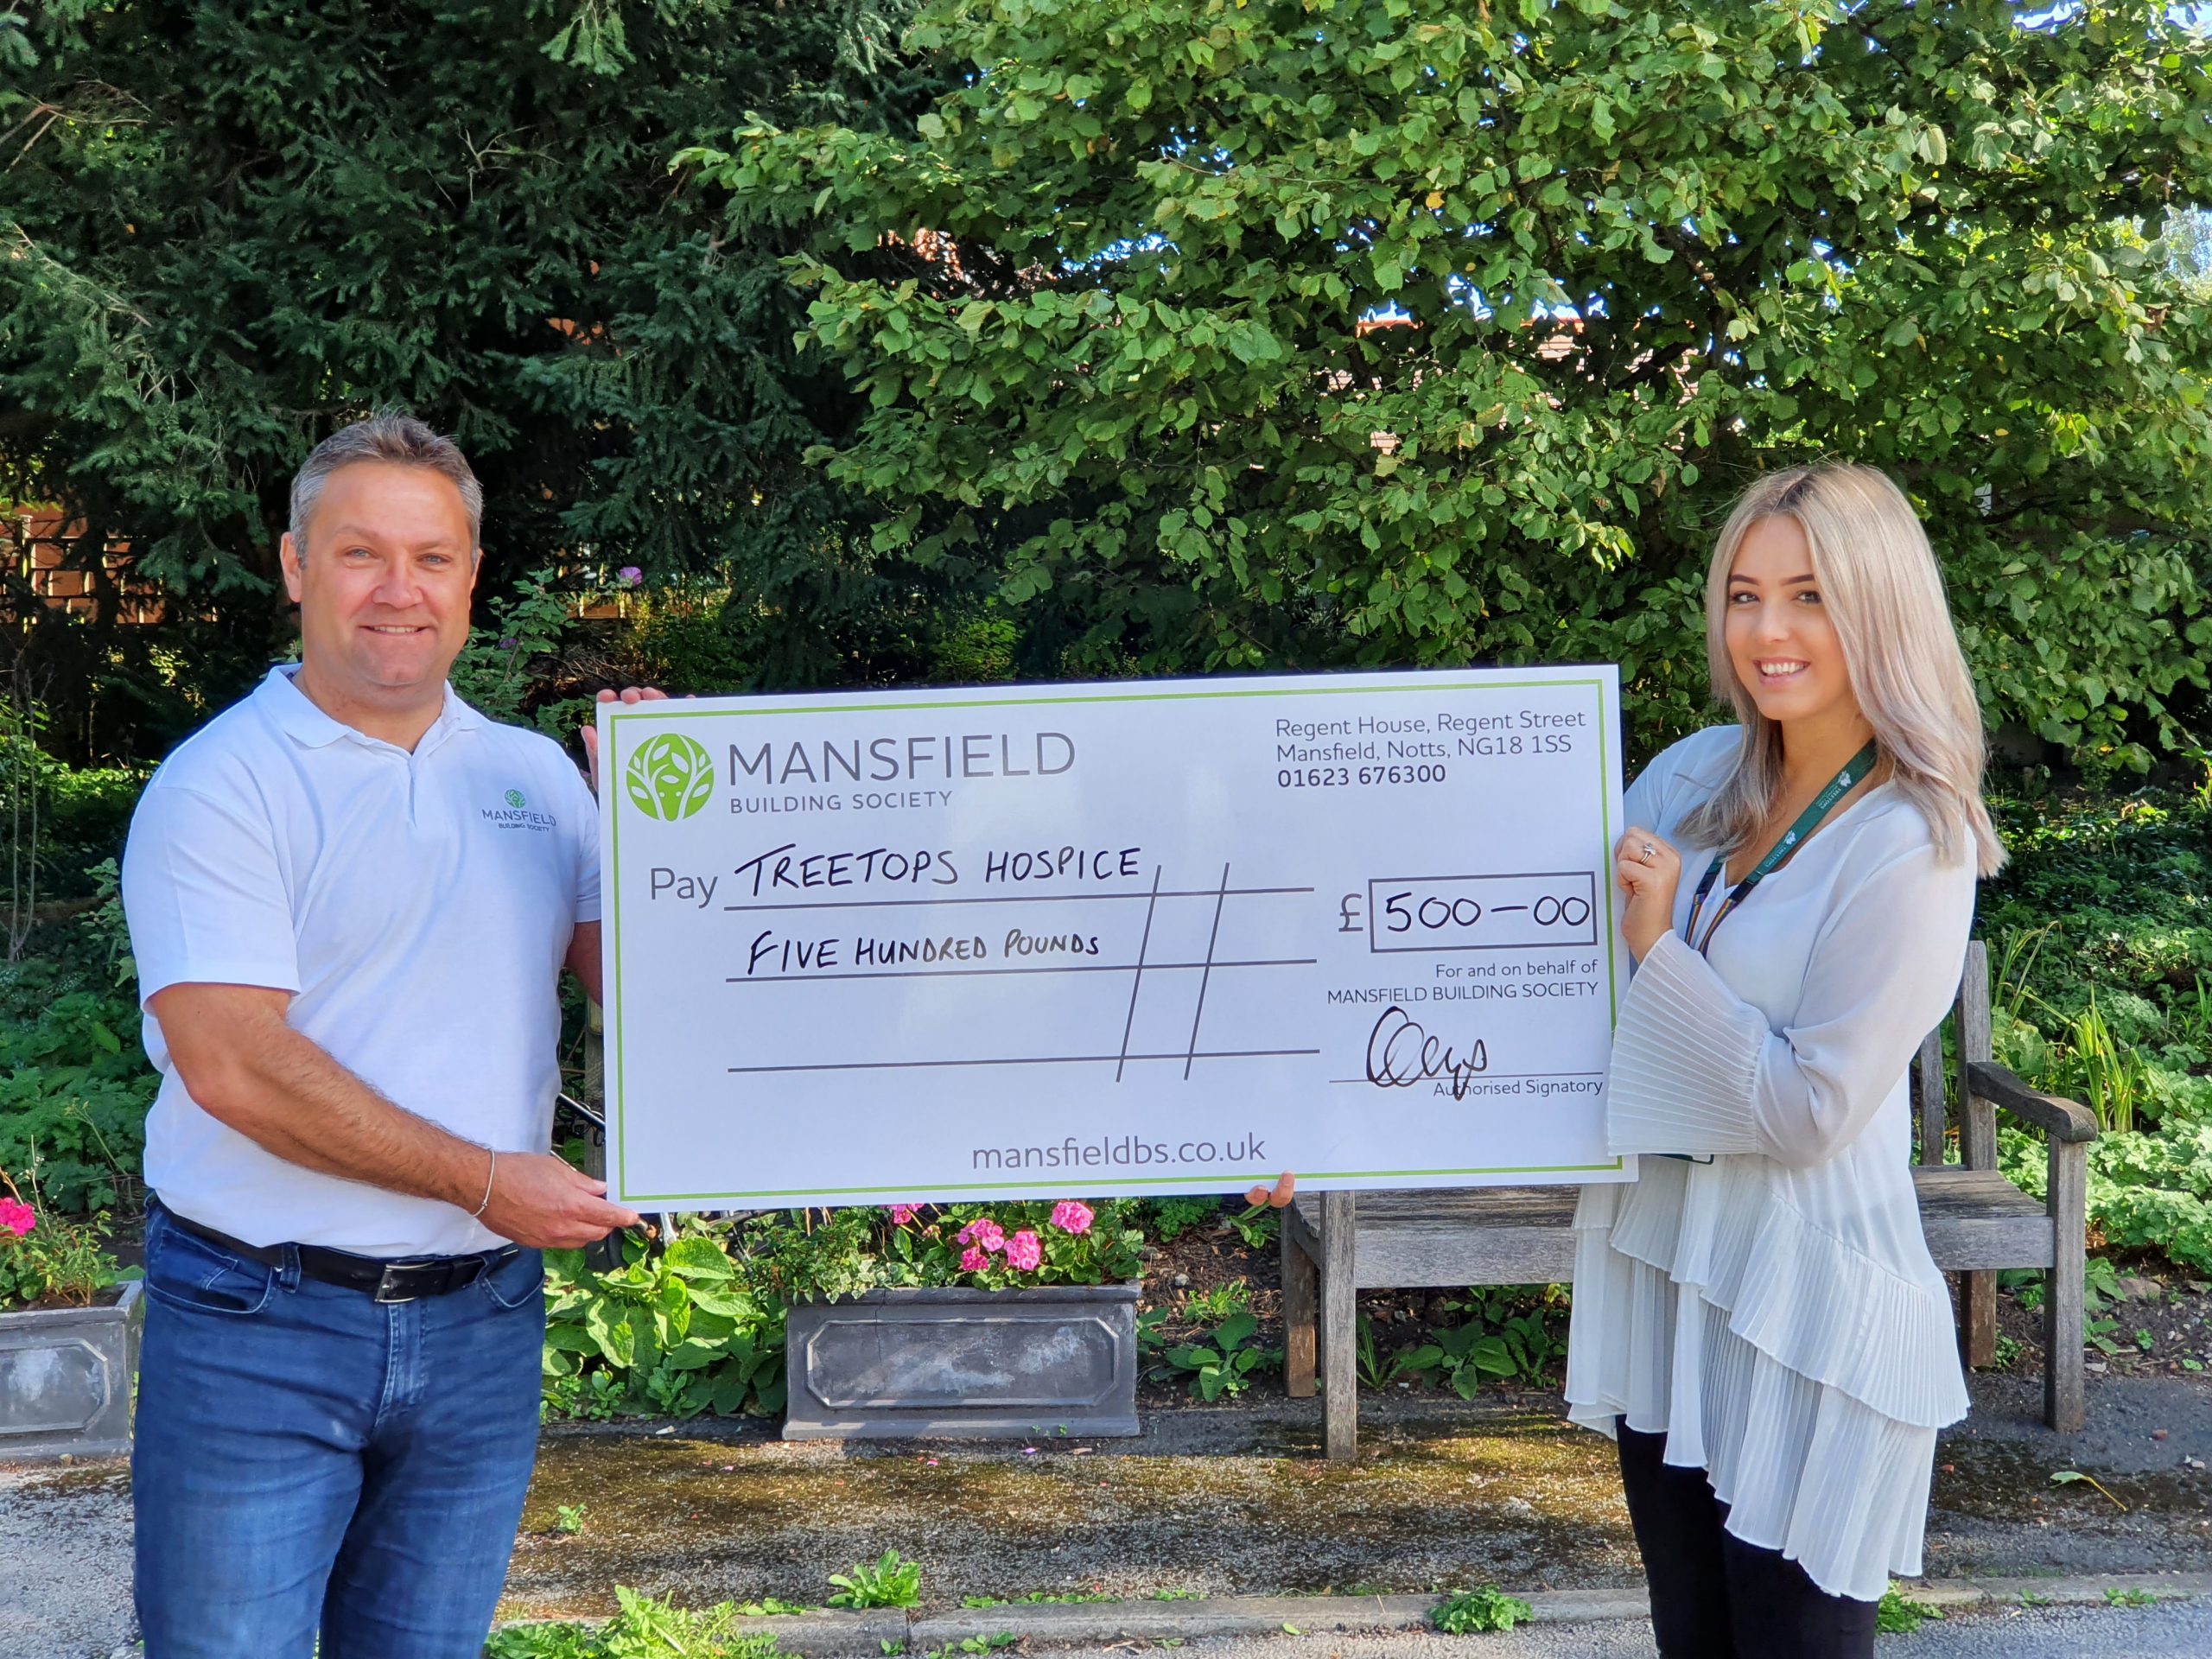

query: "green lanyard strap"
xmin=1681 ymin=741 xmax=1879 ymax=958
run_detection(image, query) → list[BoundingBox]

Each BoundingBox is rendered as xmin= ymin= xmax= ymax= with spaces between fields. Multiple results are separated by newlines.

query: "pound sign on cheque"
xmin=1338 ymin=893 xmax=1363 ymax=933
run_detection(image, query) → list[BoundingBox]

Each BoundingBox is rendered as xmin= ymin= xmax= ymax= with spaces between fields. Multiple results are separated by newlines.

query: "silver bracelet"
xmin=471 ymin=1150 xmax=497 ymax=1218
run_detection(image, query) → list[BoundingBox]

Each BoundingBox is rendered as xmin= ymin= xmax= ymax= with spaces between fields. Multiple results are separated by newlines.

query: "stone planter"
xmin=783 ymin=1283 xmax=1140 ymax=1440
xmin=0 ymin=1281 xmax=143 ymax=1462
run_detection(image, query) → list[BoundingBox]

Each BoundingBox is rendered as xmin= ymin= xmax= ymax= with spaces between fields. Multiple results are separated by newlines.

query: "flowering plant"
xmin=0 ymin=1170 xmax=130 ymax=1310
xmin=877 ymin=1197 xmax=1140 ymax=1290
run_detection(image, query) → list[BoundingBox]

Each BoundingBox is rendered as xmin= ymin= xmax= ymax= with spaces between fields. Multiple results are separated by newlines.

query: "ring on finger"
xmin=1638 ymin=842 xmax=1657 ymax=864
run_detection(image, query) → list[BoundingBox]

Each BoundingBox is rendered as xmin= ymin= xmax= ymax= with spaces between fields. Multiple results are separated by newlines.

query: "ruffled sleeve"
xmin=1606 ymin=834 xmax=1976 ymax=1168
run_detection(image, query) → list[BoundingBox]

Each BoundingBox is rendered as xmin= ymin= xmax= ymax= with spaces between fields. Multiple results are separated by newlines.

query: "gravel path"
xmin=6 ymin=1368 xmax=2207 ymax=1658
xmin=0 ymin=1460 xmax=131 ymax=1659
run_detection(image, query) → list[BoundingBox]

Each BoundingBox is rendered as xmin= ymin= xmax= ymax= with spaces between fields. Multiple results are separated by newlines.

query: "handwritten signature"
xmin=1365 ymin=1005 xmax=1491 ymax=1100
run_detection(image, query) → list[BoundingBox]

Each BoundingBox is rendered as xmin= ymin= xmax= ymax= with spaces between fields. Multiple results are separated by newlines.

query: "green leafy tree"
xmin=697 ymin=0 xmax=2212 ymax=764
xmin=0 ymin=0 xmax=947 ymax=760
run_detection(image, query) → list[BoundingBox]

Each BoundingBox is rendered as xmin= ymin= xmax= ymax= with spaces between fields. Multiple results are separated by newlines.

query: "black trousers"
xmin=1617 ymin=1424 xmax=1878 ymax=1659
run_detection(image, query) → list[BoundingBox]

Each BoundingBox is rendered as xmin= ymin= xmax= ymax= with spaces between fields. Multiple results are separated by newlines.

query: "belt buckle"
xmin=374 ymin=1263 xmax=424 ymax=1304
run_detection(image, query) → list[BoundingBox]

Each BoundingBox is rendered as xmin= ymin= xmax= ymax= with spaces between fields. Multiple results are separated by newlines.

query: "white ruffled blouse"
xmin=1565 ymin=723 xmax=1978 ymax=1602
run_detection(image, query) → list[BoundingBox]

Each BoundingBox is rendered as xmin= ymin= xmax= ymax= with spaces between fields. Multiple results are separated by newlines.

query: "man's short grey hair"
xmin=287 ymin=413 xmax=484 ymax=550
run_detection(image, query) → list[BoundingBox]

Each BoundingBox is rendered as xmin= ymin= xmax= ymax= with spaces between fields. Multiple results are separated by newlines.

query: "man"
xmin=121 ymin=414 xmax=645 ymax=1657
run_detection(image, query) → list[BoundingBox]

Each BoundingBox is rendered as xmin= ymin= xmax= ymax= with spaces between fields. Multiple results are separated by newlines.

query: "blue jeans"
xmin=132 ymin=1205 xmax=545 ymax=1658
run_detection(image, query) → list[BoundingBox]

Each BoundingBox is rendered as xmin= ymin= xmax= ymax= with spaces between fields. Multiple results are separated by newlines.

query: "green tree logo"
xmin=504 ymin=788 xmax=527 ymax=810
xmin=625 ymin=733 xmax=715 ymax=822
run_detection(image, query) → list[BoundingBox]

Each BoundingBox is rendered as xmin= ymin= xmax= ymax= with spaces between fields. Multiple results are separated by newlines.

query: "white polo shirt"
xmin=121 ymin=664 xmax=600 ymax=1255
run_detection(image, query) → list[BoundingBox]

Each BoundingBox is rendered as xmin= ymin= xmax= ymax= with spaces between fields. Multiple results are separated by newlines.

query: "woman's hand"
xmin=1244 ymin=1173 xmax=1296 ymax=1209
xmin=1614 ymin=827 xmax=1683 ymax=964
xmin=580 ymin=685 xmax=670 ymax=794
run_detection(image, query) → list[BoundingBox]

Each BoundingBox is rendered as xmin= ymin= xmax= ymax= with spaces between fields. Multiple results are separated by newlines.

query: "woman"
xmin=1564 ymin=464 xmax=2005 ymax=1658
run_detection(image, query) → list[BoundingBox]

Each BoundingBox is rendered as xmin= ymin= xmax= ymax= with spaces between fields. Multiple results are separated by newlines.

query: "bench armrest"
xmin=1967 ymin=1060 xmax=2099 ymax=1144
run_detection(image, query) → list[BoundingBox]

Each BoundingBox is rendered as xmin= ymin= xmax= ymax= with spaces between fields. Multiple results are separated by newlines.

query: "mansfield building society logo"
xmin=626 ymin=732 xmax=716 ymax=822
xmin=625 ymin=722 xmax=1079 ymax=824
xmin=481 ymin=785 xmax=557 ymax=832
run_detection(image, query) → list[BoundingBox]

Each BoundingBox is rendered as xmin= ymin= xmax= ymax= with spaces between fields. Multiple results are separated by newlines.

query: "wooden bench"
xmin=1281 ymin=941 xmax=2101 ymax=1459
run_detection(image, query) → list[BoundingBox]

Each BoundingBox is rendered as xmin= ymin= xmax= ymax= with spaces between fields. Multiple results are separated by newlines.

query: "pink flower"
xmin=958 ymin=1246 xmax=988 ymax=1273
xmin=616 ymin=565 xmax=643 ymax=588
xmin=1004 ymin=1230 xmax=1043 ymax=1272
xmin=0 ymin=1199 xmax=34 ymax=1238
xmin=957 ymin=1217 xmax=1007 ymax=1254
xmin=1049 ymin=1201 xmax=1094 ymax=1236
xmin=889 ymin=1205 xmax=920 ymax=1226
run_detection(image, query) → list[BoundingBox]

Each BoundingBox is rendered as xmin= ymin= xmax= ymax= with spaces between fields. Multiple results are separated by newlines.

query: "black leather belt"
xmin=153 ymin=1198 xmax=519 ymax=1304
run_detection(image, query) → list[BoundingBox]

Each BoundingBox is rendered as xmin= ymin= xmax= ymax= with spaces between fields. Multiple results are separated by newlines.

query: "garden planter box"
xmin=0 ymin=1281 xmax=143 ymax=1462
xmin=783 ymin=1283 xmax=1140 ymax=1440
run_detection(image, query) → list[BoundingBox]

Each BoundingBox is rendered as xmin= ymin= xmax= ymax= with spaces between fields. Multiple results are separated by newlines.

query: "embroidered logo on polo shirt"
xmin=483 ymin=787 xmax=557 ymax=832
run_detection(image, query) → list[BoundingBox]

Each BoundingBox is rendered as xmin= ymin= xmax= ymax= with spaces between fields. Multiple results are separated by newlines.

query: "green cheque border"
xmin=604 ymin=672 xmax=1624 ymax=1205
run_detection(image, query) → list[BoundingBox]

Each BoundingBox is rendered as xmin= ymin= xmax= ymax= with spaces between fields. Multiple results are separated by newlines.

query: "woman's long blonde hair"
xmin=1676 ymin=464 xmax=2005 ymax=877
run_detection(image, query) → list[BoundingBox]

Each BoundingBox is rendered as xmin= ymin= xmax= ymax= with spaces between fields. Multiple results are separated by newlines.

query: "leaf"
xmin=708 ymin=1364 xmax=755 ymax=1415
xmin=687 ymin=1287 xmax=756 ymax=1319
xmin=663 ymin=1237 xmax=734 ymax=1281
xmin=586 ymin=1306 xmax=635 ymax=1370
xmin=1395 ymin=1343 xmax=1445 ymax=1376
xmin=664 ymin=1338 xmax=724 ymax=1372
xmin=1469 ymin=1334 xmax=1516 ymax=1377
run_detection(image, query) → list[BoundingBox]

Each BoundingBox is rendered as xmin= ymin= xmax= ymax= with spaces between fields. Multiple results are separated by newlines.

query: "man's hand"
xmin=480 ymin=1151 xmax=641 ymax=1250
xmin=1614 ymin=826 xmax=1684 ymax=963
xmin=580 ymin=685 xmax=670 ymax=795
xmin=1244 ymin=1172 xmax=1296 ymax=1209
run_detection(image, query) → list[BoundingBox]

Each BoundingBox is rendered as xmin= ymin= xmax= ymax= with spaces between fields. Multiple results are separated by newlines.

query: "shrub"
xmin=1984 ymin=778 xmax=2212 ymax=1274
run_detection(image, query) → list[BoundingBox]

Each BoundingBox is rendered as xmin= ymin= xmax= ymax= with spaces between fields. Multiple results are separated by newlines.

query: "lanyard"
xmin=1681 ymin=741 xmax=1878 ymax=958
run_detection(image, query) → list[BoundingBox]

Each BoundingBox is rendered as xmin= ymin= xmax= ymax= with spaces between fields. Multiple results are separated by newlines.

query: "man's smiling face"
xmin=282 ymin=461 xmax=479 ymax=708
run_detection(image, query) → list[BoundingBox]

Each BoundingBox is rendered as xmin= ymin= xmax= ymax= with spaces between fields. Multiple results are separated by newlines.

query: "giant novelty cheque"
xmin=597 ymin=667 xmax=1634 ymax=1209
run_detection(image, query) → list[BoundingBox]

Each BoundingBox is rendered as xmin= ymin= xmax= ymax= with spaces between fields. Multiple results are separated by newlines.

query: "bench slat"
xmin=1295 ymin=1187 xmax=1579 ymax=1227
xmin=1291 ymin=1168 xmax=2053 ymax=1288
xmin=1355 ymin=1227 xmax=1580 ymax=1287
xmin=1913 ymin=1165 xmax=2054 ymax=1270
xmin=1290 ymin=1189 xmax=1580 ymax=1288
